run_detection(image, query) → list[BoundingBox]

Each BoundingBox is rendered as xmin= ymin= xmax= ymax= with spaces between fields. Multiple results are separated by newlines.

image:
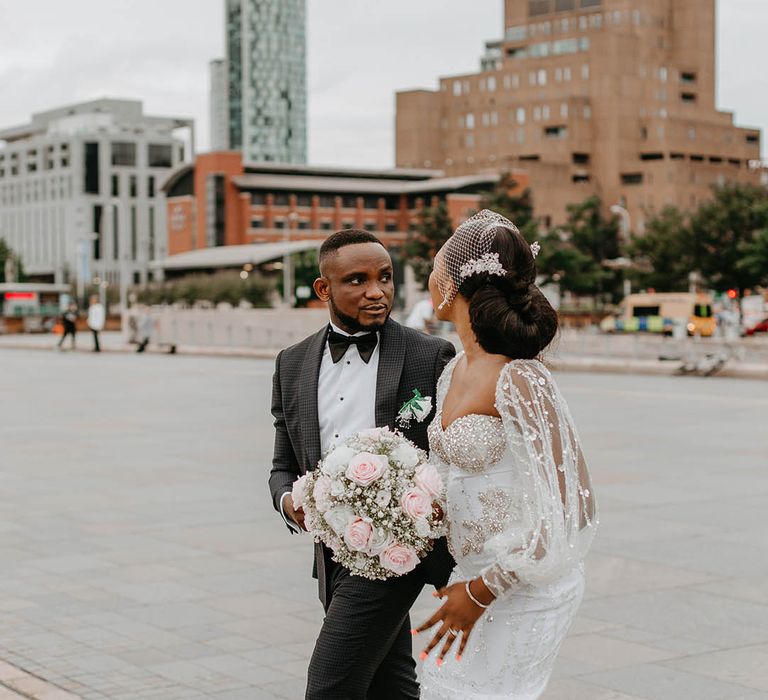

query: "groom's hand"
xmin=284 ymin=499 xmax=307 ymax=531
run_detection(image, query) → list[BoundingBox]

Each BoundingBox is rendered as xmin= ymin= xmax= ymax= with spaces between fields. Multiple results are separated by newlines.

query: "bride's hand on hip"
xmin=413 ymin=578 xmax=495 ymax=664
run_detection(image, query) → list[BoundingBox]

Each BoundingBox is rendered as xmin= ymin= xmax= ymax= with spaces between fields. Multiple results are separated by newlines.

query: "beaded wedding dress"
xmin=421 ymin=353 xmax=598 ymax=700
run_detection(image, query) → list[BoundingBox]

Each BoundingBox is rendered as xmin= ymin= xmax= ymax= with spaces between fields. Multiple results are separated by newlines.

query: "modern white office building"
xmin=0 ymin=99 xmax=194 ymax=289
xmin=209 ymin=59 xmax=229 ymax=152
xmin=224 ymin=0 xmax=307 ymax=163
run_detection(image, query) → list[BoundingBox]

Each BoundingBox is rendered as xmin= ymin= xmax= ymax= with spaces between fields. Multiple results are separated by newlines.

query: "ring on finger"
xmin=448 ymin=628 xmax=461 ymax=635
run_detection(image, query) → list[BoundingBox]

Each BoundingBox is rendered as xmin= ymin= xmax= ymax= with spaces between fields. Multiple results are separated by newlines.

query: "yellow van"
xmin=600 ymin=292 xmax=716 ymax=337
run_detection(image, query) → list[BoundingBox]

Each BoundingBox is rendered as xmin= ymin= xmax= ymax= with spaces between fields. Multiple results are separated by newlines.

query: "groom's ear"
xmin=314 ymin=277 xmax=330 ymax=302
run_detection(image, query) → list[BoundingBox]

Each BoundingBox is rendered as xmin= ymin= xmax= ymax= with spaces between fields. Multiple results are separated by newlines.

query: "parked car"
xmin=743 ymin=317 xmax=768 ymax=336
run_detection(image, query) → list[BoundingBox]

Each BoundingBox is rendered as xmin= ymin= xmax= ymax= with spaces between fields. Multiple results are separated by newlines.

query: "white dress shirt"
xmin=280 ymin=322 xmax=381 ymax=532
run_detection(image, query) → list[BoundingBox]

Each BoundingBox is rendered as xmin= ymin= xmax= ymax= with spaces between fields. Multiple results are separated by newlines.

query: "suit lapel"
xmin=375 ymin=319 xmax=406 ymax=429
xmin=298 ymin=325 xmax=328 ymax=472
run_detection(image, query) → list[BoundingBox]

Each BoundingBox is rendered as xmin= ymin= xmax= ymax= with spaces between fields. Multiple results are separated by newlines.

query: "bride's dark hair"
xmin=457 ymin=226 xmax=558 ymax=358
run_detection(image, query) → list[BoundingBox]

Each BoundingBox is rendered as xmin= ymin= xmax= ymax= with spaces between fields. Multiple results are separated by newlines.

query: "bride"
xmin=415 ymin=210 xmax=598 ymax=700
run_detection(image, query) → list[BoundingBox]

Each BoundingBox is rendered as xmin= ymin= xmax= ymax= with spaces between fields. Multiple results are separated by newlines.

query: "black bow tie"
xmin=328 ymin=329 xmax=378 ymax=364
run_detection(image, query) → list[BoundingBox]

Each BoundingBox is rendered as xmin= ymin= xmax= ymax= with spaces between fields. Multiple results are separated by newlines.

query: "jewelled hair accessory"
xmin=530 ymin=241 xmax=541 ymax=259
xmin=459 ymin=252 xmax=507 ymax=280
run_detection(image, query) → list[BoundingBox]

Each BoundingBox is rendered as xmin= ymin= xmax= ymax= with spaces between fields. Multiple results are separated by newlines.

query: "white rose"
xmin=312 ymin=476 xmax=333 ymax=513
xmin=330 ymin=479 xmax=346 ymax=497
xmin=322 ymin=445 xmax=357 ymax=476
xmin=414 ymin=517 xmax=431 ymax=538
xmin=366 ymin=526 xmax=394 ymax=556
xmin=375 ymin=489 xmax=391 ymax=508
xmin=412 ymin=395 xmax=433 ymax=422
xmin=323 ymin=505 xmax=355 ymax=536
xmin=390 ymin=442 xmax=421 ymax=470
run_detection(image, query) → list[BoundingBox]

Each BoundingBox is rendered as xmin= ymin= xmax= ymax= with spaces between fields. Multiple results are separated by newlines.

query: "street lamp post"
xmin=284 ymin=211 xmax=299 ymax=307
xmin=610 ymin=204 xmax=632 ymax=298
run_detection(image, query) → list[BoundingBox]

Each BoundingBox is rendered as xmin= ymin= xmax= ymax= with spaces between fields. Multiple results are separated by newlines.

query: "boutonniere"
xmin=396 ymin=389 xmax=433 ymax=429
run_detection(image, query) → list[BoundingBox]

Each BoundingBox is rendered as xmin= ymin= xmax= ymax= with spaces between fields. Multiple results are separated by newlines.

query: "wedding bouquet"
xmin=291 ymin=427 xmax=445 ymax=580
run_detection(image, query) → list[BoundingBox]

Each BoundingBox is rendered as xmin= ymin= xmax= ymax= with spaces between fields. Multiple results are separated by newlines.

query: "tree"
xmin=627 ymin=206 xmax=693 ymax=292
xmin=689 ymin=183 xmax=768 ymax=317
xmin=478 ymin=172 xmax=538 ymax=242
xmin=0 ymin=238 xmax=25 ymax=284
xmin=405 ymin=202 xmax=453 ymax=289
xmin=740 ymin=226 xmax=768 ymax=287
xmin=537 ymin=196 xmax=623 ymax=305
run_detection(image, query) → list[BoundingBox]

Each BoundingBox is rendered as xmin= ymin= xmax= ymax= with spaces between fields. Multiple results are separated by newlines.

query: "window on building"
xmin=341 ymin=195 xmax=358 ymax=208
xmin=688 ymin=127 xmax=696 ymax=140
xmin=147 ymin=144 xmax=173 ymax=168
xmin=516 ymin=107 xmax=526 ymax=124
xmin=529 ymin=71 xmax=537 ymax=85
xmin=621 ymin=172 xmax=643 ymax=185
xmin=130 ymin=206 xmax=137 ymax=260
xmin=466 ymin=134 xmax=475 ymax=148
xmin=251 ymin=219 xmax=264 ymax=228
xmin=453 ymin=81 xmax=462 ymax=96
xmin=680 ymin=71 xmax=697 ymax=84
xmin=148 ymin=176 xmax=155 ymax=198
xmin=318 ymin=194 xmax=336 ymax=208
xmin=580 ymin=0 xmax=601 ymax=7
xmin=572 ymin=174 xmax=590 ymax=183
xmin=320 ymin=220 xmax=333 ymax=231
xmin=528 ymin=0 xmax=551 ymax=17
xmin=84 ymin=142 xmax=100 ymax=194
xmin=581 ymin=64 xmax=589 ymax=80
xmin=274 ymin=219 xmax=286 ymax=229
xmin=363 ymin=195 xmax=379 ymax=209
xmin=690 ymin=154 xmax=704 ymax=162
xmin=297 ymin=220 xmax=310 ymax=230
xmin=384 ymin=222 xmax=398 ymax=233
xmin=542 ymin=105 xmax=551 ymax=120
xmin=297 ymin=193 xmax=313 ymax=207
xmin=506 ymin=25 xmax=527 ymax=41
xmin=466 ymin=113 xmax=475 ymax=129
xmin=681 ymin=92 xmax=697 ymax=103
xmin=273 ymin=193 xmax=289 ymax=206
xmin=640 ymin=153 xmax=664 ymax=161
xmin=746 ymin=134 xmax=759 ymax=144
xmin=92 ymin=205 xmax=103 ymax=260
xmin=251 ymin=192 xmax=266 ymax=205
xmin=111 ymin=174 xmax=119 ymax=197
xmin=533 ymin=107 xmax=542 ymax=121
xmin=670 ymin=153 xmax=685 ymax=160
xmin=579 ymin=37 xmax=590 ymax=51
xmin=129 ymin=175 xmax=137 ymax=198
xmin=555 ymin=0 xmax=575 ymax=11
xmin=487 ymin=76 xmax=496 ymax=92
xmin=111 ymin=142 xmax=136 ymax=167
xmin=658 ymin=67 xmax=668 ymax=82
xmin=544 ymin=125 xmax=567 ymax=139
xmin=364 ymin=221 xmax=376 ymax=232
xmin=572 ymin=152 xmax=590 ymax=164
xmin=538 ymin=69 xmax=547 ymax=85
xmin=555 ymin=68 xmax=562 ymax=82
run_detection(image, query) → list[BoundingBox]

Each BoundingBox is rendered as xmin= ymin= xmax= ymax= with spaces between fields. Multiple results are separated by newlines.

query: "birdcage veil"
xmin=434 ymin=209 xmax=523 ymax=310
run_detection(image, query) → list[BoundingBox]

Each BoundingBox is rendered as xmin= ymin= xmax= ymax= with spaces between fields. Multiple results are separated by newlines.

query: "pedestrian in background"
xmin=136 ymin=306 xmax=153 ymax=353
xmin=87 ymin=294 xmax=105 ymax=352
xmin=57 ymin=302 xmax=78 ymax=351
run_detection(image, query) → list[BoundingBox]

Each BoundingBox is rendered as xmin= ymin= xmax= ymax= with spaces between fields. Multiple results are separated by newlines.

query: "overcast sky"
xmin=0 ymin=1 xmax=765 ymax=167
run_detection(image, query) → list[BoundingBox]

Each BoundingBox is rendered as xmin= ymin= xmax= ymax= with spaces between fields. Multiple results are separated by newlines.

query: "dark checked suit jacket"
xmin=268 ymin=317 xmax=456 ymax=605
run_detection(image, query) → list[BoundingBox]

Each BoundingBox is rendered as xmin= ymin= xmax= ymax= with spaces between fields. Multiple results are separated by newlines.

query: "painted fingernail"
xmin=419 ymin=651 xmax=428 ymax=661
xmin=410 ymin=629 xmax=418 ymax=636
xmin=456 ymin=654 xmax=462 ymax=662
xmin=436 ymin=658 xmax=443 ymax=667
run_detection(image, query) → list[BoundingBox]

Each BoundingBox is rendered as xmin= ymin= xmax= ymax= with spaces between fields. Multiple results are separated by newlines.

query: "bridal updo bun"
xmin=457 ymin=226 xmax=558 ymax=359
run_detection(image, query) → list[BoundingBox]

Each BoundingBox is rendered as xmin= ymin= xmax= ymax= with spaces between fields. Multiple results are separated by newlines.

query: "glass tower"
xmin=226 ymin=0 xmax=307 ymax=164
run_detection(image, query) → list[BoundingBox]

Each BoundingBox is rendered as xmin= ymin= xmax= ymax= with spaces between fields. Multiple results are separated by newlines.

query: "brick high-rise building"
xmin=396 ymin=0 xmax=761 ymax=232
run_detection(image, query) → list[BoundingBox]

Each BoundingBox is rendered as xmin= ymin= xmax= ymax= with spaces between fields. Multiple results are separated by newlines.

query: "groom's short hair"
xmin=319 ymin=229 xmax=386 ymax=271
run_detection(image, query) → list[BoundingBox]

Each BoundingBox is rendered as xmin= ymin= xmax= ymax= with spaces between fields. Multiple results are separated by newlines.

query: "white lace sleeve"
xmin=480 ymin=361 xmax=598 ymax=597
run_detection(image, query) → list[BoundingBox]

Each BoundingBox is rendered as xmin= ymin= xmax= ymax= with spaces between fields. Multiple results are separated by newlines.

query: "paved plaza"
xmin=1 ymin=348 xmax=767 ymax=699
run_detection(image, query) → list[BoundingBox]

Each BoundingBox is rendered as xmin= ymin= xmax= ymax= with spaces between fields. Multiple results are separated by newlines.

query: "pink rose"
xmin=343 ymin=517 xmax=373 ymax=552
xmin=400 ymin=487 xmax=432 ymax=521
xmin=312 ymin=476 xmax=333 ymax=512
xmin=414 ymin=464 xmax=443 ymax=500
xmin=379 ymin=543 xmax=420 ymax=575
xmin=346 ymin=452 xmax=389 ymax=486
xmin=291 ymin=473 xmax=310 ymax=510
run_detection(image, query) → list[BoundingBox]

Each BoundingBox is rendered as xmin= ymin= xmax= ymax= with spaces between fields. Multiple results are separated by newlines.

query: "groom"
xmin=268 ymin=229 xmax=455 ymax=699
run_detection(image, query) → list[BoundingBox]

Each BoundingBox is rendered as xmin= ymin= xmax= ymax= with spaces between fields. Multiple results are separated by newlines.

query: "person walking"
xmin=136 ymin=306 xmax=153 ymax=353
xmin=87 ymin=295 xmax=105 ymax=352
xmin=57 ymin=302 xmax=78 ymax=351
